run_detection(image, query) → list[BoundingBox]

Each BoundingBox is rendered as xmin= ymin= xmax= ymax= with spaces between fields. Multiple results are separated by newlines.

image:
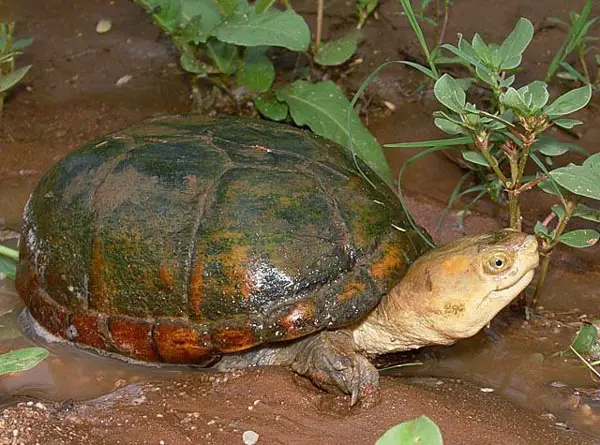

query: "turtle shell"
xmin=16 ymin=115 xmax=429 ymax=364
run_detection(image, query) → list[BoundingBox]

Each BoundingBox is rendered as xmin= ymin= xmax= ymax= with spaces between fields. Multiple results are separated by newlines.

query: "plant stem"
xmin=480 ymin=148 xmax=509 ymax=186
xmin=0 ymin=93 xmax=4 ymax=122
xmin=433 ymin=0 xmax=441 ymax=45
xmin=315 ymin=0 xmax=324 ymax=50
xmin=531 ymin=250 xmax=551 ymax=308
xmin=577 ymin=44 xmax=591 ymax=84
xmin=508 ymin=192 xmax=521 ymax=230
xmin=438 ymin=0 xmax=450 ymax=46
xmin=531 ymin=199 xmax=577 ymax=308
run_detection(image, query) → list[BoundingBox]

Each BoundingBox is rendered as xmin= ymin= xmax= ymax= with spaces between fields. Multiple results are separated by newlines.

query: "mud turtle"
xmin=16 ymin=115 xmax=539 ymax=403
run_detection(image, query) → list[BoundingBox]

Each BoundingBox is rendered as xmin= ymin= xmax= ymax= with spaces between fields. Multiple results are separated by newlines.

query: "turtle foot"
xmin=291 ymin=330 xmax=379 ymax=406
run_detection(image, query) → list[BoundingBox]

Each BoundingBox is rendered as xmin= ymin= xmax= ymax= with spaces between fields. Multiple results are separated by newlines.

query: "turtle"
xmin=15 ymin=115 xmax=539 ymax=405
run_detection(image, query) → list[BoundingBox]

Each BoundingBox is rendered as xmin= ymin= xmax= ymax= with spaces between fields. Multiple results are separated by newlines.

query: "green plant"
xmin=368 ymin=6 xmax=599 ymax=307
xmin=376 ymin=416 xmax=443 ymax=445
xmin=356 ymin=0 xmax=378 ymax=29
xmin=413 ymin=0 xmax=452 ymax=47
xmin=0 ymin=347 xmax=49 ymax=376
xmin=133 ymin=0 xmax=393 ymax=185
xmin=0 ymin=245 xmax=18 ymax=280
xmin=0 ymin=22 xmax=32 ymax=120
xmin=545 ymin=0 xmax=599 ymax=86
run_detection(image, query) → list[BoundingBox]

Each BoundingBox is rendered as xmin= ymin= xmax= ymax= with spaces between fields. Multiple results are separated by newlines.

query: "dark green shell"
xmin=16 ymin=115 xmax=429 ymax=364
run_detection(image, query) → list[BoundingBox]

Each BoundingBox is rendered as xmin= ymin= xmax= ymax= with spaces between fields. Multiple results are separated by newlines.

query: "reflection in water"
xmin=384 ymin=321 xmax=600 ymax=438
xmin=0 ymin=279 xmax=184 ymax=404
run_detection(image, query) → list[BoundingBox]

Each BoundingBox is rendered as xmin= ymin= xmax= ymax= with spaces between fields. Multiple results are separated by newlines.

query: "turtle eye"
xmin=485 ymin=252 xmax=510 ymax=273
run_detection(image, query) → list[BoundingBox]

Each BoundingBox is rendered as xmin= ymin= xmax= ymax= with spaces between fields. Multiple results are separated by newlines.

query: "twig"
xmin=570 ymin=345 xmax=600 ymax=380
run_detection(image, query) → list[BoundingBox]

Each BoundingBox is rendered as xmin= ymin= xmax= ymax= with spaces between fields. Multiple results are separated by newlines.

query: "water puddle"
xmin=383 ymin=313 xmax=600 ymax=438
xmin=0 ymin=279 xmax=183 ymax=405
xmin=1 ymin=276 xmax=600 ymax=438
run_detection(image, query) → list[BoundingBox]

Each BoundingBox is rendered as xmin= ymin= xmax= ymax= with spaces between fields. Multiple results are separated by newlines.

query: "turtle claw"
xmin=350 ymin=387 xmax=359 ymax=407
xmin=291 ymin=330 xmax=380 ymax=406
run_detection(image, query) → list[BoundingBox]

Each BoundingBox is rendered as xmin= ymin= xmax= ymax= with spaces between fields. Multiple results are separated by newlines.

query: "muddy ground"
xmin=1 ymin=0 xmax=600 ymax=443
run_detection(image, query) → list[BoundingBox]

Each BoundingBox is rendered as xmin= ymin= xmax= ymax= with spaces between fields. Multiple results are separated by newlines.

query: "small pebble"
xmin=96 ymin=19 xmax=112 ymax=34
xmin=242 ymin=430 xmax=259 ymax=445
xmin=383 ymin=100 xmax=396 ymax=111
xmin=480 ymin=387 xmax=494 ymax=393
xmin=159 ymin=441 xmax=165 ymax=445
xmin=116 ymin=75 xmax=132 ymax=87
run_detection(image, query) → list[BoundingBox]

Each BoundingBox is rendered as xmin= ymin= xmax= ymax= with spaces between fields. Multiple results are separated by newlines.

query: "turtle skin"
xmin=16 ymin=115 xmax=429 ymax=365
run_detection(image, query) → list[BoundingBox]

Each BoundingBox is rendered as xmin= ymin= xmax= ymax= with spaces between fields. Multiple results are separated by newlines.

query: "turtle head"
xmin=352 ymin=229 xmax=539 ymax=355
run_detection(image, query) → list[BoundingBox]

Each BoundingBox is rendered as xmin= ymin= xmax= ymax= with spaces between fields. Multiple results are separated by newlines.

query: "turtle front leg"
xmin=291 ymin=330 xmax=379 ymax=406
xmin=215 ymin=330 xmax=379 ymax=406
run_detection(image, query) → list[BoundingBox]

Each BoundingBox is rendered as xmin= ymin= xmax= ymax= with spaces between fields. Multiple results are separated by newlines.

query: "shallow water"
xmin=384 ymin=314 xmax=600 ymax=437
xmin=1 ymin=277 xmax=599 ymax=437
xmin=0 ymin=280 xmax=186 ymax=405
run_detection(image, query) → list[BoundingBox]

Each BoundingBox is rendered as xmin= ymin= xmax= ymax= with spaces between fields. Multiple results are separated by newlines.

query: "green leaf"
xmin=500 ymin=87 xmax=530 ymax=115
xmin=532 ymin=134 xmax=572 ymax=156
xmin=254 ymin=95 xmax=288 ymax=121
xmin=376 ymin=416 xmax=443 ymax=445
xmin=560 ymin=229 xmax=600 ymax=248
xmin=276 ymin=80 xmax=392 ymax=185
xmin=517 ymin=81 xmax=549 ymax=111
xmin=544 ymin=85 xmax=592 ymax=118
xmin=546 ymin=0 xmax=594 ymax=81
xmin=214 ymin=8 xmax=310 ymax=51
xmin=0 ymin=245 xmax=18 ymax=261
xmin=551 ymin=204 xmax=565 ymax=220
xmin=462 ymin=150 xmax=490 ymax=166
xmin=213 ymin=0 xmax=239 ymax=17
xmin=0 ymin=65 xmax=31 ymax=93
xmin=357 ymin=0 xmax=378 ymax=28
xmin=471 ymin=34 xmax=491 ymax=64
xmin=385 ymin=136 xmax=473 ymax=148
xmin=534 ymin=221 xmax=552 ymax=241
xmin=553 ymin=118 xmax=583 ymax=129
xmin=238 ymin=47 xmax=274 ymax=93
xmin=255 ymin=0 xmax=276 ymax=13
xmin=314 ymin=32 xmax=359 ymax=66
xmin=538 ymin=177 xmax=563 ymax=196
xmin=179 ymin=53 xmax=207 ymax=74
xmin=434 ymin=117 xmax=465 ymax=135
xmin=559 ymin=60 xmax=589 ymax=84
xmin=573 ymin=203 xmax=600 ymax=222
xmin=148 ymin=0 xmax=183 ymax=32
xmin=498 ymin=18 xmax=534 ymax=70
xmin=175 ymin=0 xmax=223 ymax=43
xmin=399 ymin=61 xmax=436 ymax=80
xmin=570 ymin=323 xmax=598 ymax=356
xmin=434 ymin=74 xmax=466 ymax=114
xmin=0 ymin=255 xmax=16 ymax=280
xmin=206 ymin=39 xmax=238 ymax=74
xmin=13 ymin=38 xmax=33 ymax=51
xmin=0 ymin=347 xmax=49 ymax=376
xmin=550 ymin=155 xmax=600 ymax=200
xmin=398 ymin=0 xmax=439 ymax=79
